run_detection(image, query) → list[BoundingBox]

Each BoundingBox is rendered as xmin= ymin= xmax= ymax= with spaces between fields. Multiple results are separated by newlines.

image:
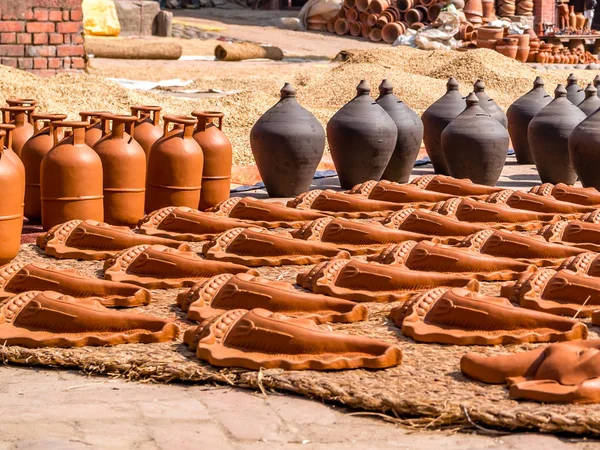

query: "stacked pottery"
xmin=506 ymin=77 xmax=551 ymax=164
xmin=376 ymin=80 xmax=423 ymax=183
xmin=527 ymin=39 xmax=540 ymax=62
xmin=497 ymin=0 xmax=516 ymax=16
xmin=464 ymin=0 xmax=483 ymax=25
xmin=0 ymin=129 xmax=24 ymax=264
xmin=1 ymin=106 xmax=35 ymax=157
xmin=131 ymin=105 xmax=163 ymax=160
xmin=566 ymin=74 xmax=585 ymax=105
xmin=515 ymin=33 xmax=530 ymax=62
xmin=516 ymin=0 xmax=534 ymax=15
xmin=482 ymin=0 xmax=494 ymax=21
xmin=496 ymin=38 xmax=518 ymax=59
xmin=79 ymin=111 xmax=110 ymax=148
xmin=528 ymin=85 xmax=586 ymax=185
xmin=473 ymin=80 xmax=507 ymax=128
xmin=327 ymin=80 xmax=397 ymax=189
xmin=421 ymin=77 xmax=465 ymax=175
xmin=578 ymin=84 xmax=600 ymax=117
xmin=441 ymin=92 xmax=509 ymax=186
xmin=570 ymin=93 xmax=600 ymax=189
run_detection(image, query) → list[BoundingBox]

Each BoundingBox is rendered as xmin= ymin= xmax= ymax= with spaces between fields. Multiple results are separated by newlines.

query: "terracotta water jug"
xmin=146 ymin=116 xmax=204 ymax=213
xmin=79 ymin=111 xmax=110 ymax=148
xmin=6 ymin=98 xmax=36 ymax=108
xmin=569 ymin=5 xmax=577 ymax=28
xmin=566 ymin=73 xmax=585 ymax=105
xmin=327 ymin=80 xmax=397 ymax=189
xmin=93 ymin=115 xmax=146 ymax=227
xmin=422 ymin=77 xmax=465 ymax=175
xmin=0 ymin=124 xmax=25 ymax=183
xmin=569 ymin=98 xmax=600 ymax=189
xmin=40 ymin=121 xmax=104 ymax=230
xmin=0 ymin=130 xmax=23 ymax=264
xmin=21 ymin=113 xmax=68 ymax=221
xmin=376 ymin=79 xmax=423 ymax=183
xmin=441 ymin=93 xmax=509 ymax=186
xmin=473 ymin=80 xmax=508 ymax=128
xmin=131 ymin=105 xmax=163 ymax=160
xmin=506 ymin=77 xmax=552 ymax=164
xmin=528 ymin=85 xmax=587 ymax=185
xmin=192 ymin=111 xmax=232 ymax=209
xmin=577 ymin=84 xmax=600 ymax=117
xmin=1 ymin=106 xmax=35 ymax=158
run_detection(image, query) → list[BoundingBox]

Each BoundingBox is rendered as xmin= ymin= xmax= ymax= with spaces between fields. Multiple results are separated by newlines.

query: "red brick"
xmin=63 ymin=11 xmax=70 ymax=20
xmin=0 ymin=22 xmax=24 ymax=33
xmin=0 ymin=44 xmax=24 ymax=56
xmin=16 ymin=33 xmax=32 ymax=44
xmin=47 ymin=57 xmax=61 ymax=69
xmin=70 ymin=56 xmax=84 ymax=69
xmin=62 ymin=56 xmax=70 ymax=69
xmin=48 ymin=10 xmax=63 ymax=21
xmin=1 ymin=32 xmax=16 ymax=44
xmin=26 ymin=45 xmax=55 ymax=57
xmin=31 ymin=69 xmax=57 ymax=77
xmin=32 ymin=33 xmax=48 ymax=44
xmin=70 ymin=8 xmax=83 ymax=21
xmin=57 ymin=44 xmax=83 ymax=57
xmin=63 ymin=33 xmax=70 ymax=44
xmin=25 ymin=9 xmax=35 ymax=21
xmin=49 ymin=33 xmax=63 ymax=44
xmin=57 ymin=21 xmax=81 ymax=34
xmin=33 ymin=9 xmax=49 ymax=21
xmin=26 ymin=22 xmax=54 ymax=33
xmin=17 ymin=57 xmax=32 ymax=69
xmin=70 ymin=33 xmax=83 ymax=44
xmin=0 ymin=57 xmax=17 ymax=68
xmin=33 ymin=57 xmax=47 ymax=69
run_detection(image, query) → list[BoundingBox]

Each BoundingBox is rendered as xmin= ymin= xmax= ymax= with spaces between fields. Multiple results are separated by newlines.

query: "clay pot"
xmin=473 ymin=80 xmax=508 ymax=128
xmin=477 ymin=39 xmax=497 ymax=50
xmin=40 ymin=121 xmax=104 ymax=230
xmin=327 ymin=18 xmax=336 ymax=33
xmin=569 ymin=5 xmax=577 ymax=29
xmin=376 ymin=13 xmax=391 ymax=28
xmin=130 ymin=106 xmax=163 ymax=160
xmin=346 ymin=7 xmax=359 ymax=22
xmin=360 ymin=11 xmax=370 ymax=22
xmin=410 ymin=22 xmax=426 ymax=30
xmin=482 ymin=0 xmax=494 ymax=20
xmin=477 ymin=26 xmax=504 ymax=41
xmin=367 ymin=13 xmax=378 ymax=26
xmin=397 ymin=0 xmax=413 ymax=12
xmin=6 ymin=98 xmax=36 ymax=109
xmin=566 ymin=73 xmax=585 ymax=105
xmin=1 ymin=106 xmax=35 ymax=158
xmin=369 ymin=0 xmax=389 ymax=14
xmin=338 ymin=6 xmax=349 ymax=18
xmin=345 ymin=0 xmax=356 ymax=7
xmin=405 ymin=8 xmax=424 ymax=24
xmin=334 ymin=18 xmax=350 ymax=35
xmin=382 ymin=22 xmax=406 ymax=43
xmin=496 ymin=37 xmax=518 ymax=59
xmin=376 ymin=80 xmax=424 ymax=183
xmin=456 ymin=23 xmax=474 ymax=41
xmin=506 ymin=76 xmax=552 ymax=164
xmin=0 ymin=130 xmax=23 ymax=264
xmin=327 ymin=80 xmax=398 ymax=189
xmin=594 ymin=75 xmax=600 ymax=97
xmin=420 ymin=0 xmax=436 ymax=6
xmin=570 ymin=95 xmax=600 ymax=189
xmin=369 ymin=27 xmax=383 ymax=41
xmin=427 ymin=3 xmax=443 ymax=20
xmin=356 ymin=0 xmax=370 ymax=11
xmin=421 ymin=78 xmax=465 ymax=175
xmin=350 ymin=21 xmax=363 ymax=36
xmin=441 ymin=93 xmax=509 ymax=186
xmin=464 ymin=0 xmax=483 ymax=16
xmin=577 ymin=84 xmax=600 ymax=117
xmin=79 ymin=111 xmax=110 ymax=148
xmin=528 ymin=84 xmax=587 ymax=185
xmin=192 ymin=111 xmax=233 ymax=209
xmin=93 ymin=115 xmax=147 ymax=227
xmin=362 ymin=23 xmax=372 ymax=37
xmin=146 ymin=116 xmax=204 ymax=212
xmin=515 ymin=33 xmax=530 ymax=62
xmin=21 ymin=113 xmax=68 ymax=221
xmin=0 ymin=124 xmax=25 ymax=184
xmin=576 ymin=12 xmax=586 ymax=31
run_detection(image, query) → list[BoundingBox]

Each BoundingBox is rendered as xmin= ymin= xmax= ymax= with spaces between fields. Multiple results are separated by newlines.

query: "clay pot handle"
xmin=131 ymin=106 xmax=162 ymax=126
xmin=79 ymin=111 xmax=110 ymax=128
xmin=0 ymin=130 xmax=5 ymax=155
xmin=1 ymin=106 xmax=35 ymax=126
xmin=163 ymin=115 xmax=197 ymax=139
xmin=0 ymin=123 xmax=15 ymax=151
xmin=191 ymin=111 xmax=224 ymax=131
xmin=32 ymin=113 xmax=68 ymax=133
xmin=50 ymin=121 xmax=89 ymax=147
xmin=104 ymin=114 xmax=137 ymax=140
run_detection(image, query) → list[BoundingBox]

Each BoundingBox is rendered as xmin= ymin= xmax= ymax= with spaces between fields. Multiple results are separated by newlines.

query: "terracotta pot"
xmin=405 ymin=7 xmax=424 ymax=24
xmin=456 ymin=23 xmax=474 ymax=40
xmin=93 ymin=115 xmax=146 ymax=227
xmin=506 ymin=76 xmax=552 ymax=164
xmin=496 ymin=37 xmax=518 ymax=59
xmin=0 ymin=124 xmax=26 ymax=193
xmin=345 ymin=0 xmax=356 ymax=7
xmin=369 ymin=0 xmax=390 ymax=14
xmin=576 ymin=12 xmax=586 ymax=31
xmin=369 ymin=27 xmax=383 ymax=41
xmin=376 ymin=80 xmax=424 ymax=183
xmin=464 ymin=0 xmax=483 ymax=16
xmin=362 ymin=23 xmax=372 ymax=37
xmin=396 ymin=0 xmax=413 ymax=11
xmin=427 ymin=3 xmax=443 ymax=20
xmin=360 ymin=12 xmax=370 ymax=23
xmin=420 ymin=0 xmax=436 ymax=6
xmin=577 ymin=84 xmax=600 ymax=117
xmin=527 ymin=50 xmax=538 ymax=62
xmin=40 ymin=121 xmax=104 ymax=230
xmin=566 ymin=73 xmax=585 ymax=105
xmin=387 ymin=5 xmax=401 ymax=19
xmin=192 ymin=111 xmax=233 ymax=209
xmin=477 ymin=26 xmax=504 ymax=41
xmin=1 ymin=106 xmax=35 ymax=158
xmin=6 ymin=98 xmax=36 ymax=110
xmin=441 ymin=93 xmax=509 ymax=186
xmin=327 ymin=18 xmax=336 ymax=33
xmin=570 ymin=90 xmax=600 ymax=189
xmin=79 ymin=111 xmax=110 ymax=148
xmin=21 ymin=113 xmax=68 ymax=221
xmin=356 ymin=0 xmax=370 ymax=11
xmin=410 ymin=21 xmax=425 ymax=30
xmin=569 ymin=5 xmax=577 ymax=29
xmin=376 ymin=13 xmax=391 ymax=27
xmin=528 ymin=84 xmax=587 ymax=185
xmin=367 ymin=13 xmax=379 ymax=26
xmin=131 ymin=106 xmax=163 ymax=160
xmin=382 ymin=21 xmax=406 ymax=43
xmin=516 ymin=45 xmax=529 ymax=62
xmin=350 ymin=21 xmax=363 ymax=36
xmin=327 ymin=80 xmax=398 ymax=189
xmin=421 ymin=77 xmax=466 ymax=175
xmin=346 ymin=7 xmax=359 ymax=22
xmin=482 ymin=0 xmax=494 ymax=19
xmin=146 ymin=116 xmax=204 ymax=213
xmin=477 ymin=39 xmax=497 ymax=49
xmin=334 ymin=18 xmax=350 ymax=35
xmin=594 ymin=74 xmax=600 ymax=97
xmin=0 ymin=129 xmax=23 ymax=264
xmin=473 ymin=80 xmax=508 ymax=128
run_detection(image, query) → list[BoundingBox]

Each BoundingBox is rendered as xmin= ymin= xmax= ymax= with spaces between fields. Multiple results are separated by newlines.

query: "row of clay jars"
xmin=1 ymin=102 xmax=36 ymax=157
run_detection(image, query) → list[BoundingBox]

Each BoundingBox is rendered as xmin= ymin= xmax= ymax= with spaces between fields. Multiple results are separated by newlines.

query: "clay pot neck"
xmin=0 ymin=124 xmax=15 ymax=150
xmin=2 ymin=107 xmax=34 ymax=126
xmin=52 ymin=121 xmax=88 ymax=146
xmin=192 ymin=111 xmax=224 ymax=132
xmin=446 ymin=77 xmax=460 ymax=92
xmin=356 ymin=80 xmax=371 ymax=96
xmin=585 ymin=84 xmax=597 ymax=98
xmin=567 ymin=74 xmax=578 ymax=86
xmin=280 ymin=83 xmax=296 ymax=98
xmin=131 ymin=106 xmax=161 ymax=126
xmin=32 ymin=114 xmax=68 ymax=134
xmin=379 ymin=79 xmax=394 ymax=95
xmin=163 ymin=115 xmax=197 ymax=139
xmin=473 ymin=80 xmax=486 ymax=92
xmin=533 ymin=76 xmax=545 ymax=88
xmin=554 ymin=84 xmax=568 ymax=98
xmin=107 ymin=115 xmax=136 ymax=140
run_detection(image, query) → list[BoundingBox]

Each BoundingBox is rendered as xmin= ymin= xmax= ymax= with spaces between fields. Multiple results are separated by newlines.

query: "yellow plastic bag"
xmin=82 ymin=0 xmax=121 ymax=36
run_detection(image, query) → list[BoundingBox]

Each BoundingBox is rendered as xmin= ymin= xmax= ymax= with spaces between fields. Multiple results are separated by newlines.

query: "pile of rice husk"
xmin=1 ymin=47 xmax=597 ymax=165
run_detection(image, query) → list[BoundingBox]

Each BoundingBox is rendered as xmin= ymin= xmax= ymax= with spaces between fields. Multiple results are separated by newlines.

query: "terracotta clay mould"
xmin=530 ymin=183 xmax=600 ymax=206
xmin=411 ymin=174 xmax=504 ymax=196
xmin=369 ymin=241 xmax=535 ymax=281
xmin=286 ymin=189 xmax=407 ymax=218
xmin=380 ymin=208 xmax=489 ymax=237
xmin=137 ymin=206 xmax=253 ymax=241
xmin=0 ymin=291 xmax=179 ymax=348
xmin=461 ymin=341 xmax=600 ymax=404
xmin=348 ymin=180 xmax=459 ymax=203
xmin=0 ymin=262 xmax=151 ymax=307
xmin=207 ymin=197 xmax=326 ymax=228
xmin=582 ymin=209 xmax=600 ymax=224
xmin=297 ymin=258 xmax=480 ymax=303
xmin=184 ymin=308 xmax=402 ymax=370
xmin=390 ymin=288 xmax=587 ymax=345
xmin=486 ymin=189 xmax=596 ymax=214
xmin=502 ymin=268 xmax=600 ymax=317
xmin=290 ymin=216 xmax=432 ymax=255
xmin=202 ymin=227 xmax=350 ymax=266
xmin=539 ymin=220 xmax=600 ymax=252
xmin=177 ymin=273 xmax=367 ymax=324
xmin=103 ymin=244 xmax=258 ymax=289
xmin=560 ymin=252 xmax=600 ymax=277
xmin=37 ymin=220 xmax=181 ymax=260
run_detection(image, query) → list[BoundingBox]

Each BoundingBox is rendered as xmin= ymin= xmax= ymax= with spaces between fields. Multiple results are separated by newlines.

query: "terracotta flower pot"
xmin=410 ymin=22 xmax=425 ymax=30
xmin=369 ymin=27 xmax=383 ymax=41
xmin=427 ymin=3 xmax=443 ymax=20
xmin=367 ymin=13 xmax=379 ymax=26
xmin=327 ymin=18 xmax=336 ymax=33
xmin=346 ymin=7 xmax=359 ymax=22
xmin=350 ymin=21 xmax=363 ymax=36
xmin=482 ymin=0 xmax=494 ymax=19
xmin=382 ymin=21 xmax=406 ymax=43
xmin=361 ymin=23 xmax=372 ymax=38
xmin=344 ymin=0 xmax=356 ymax=7
xmin=477 ymin=39 xmax=497 ymax=49
xmin=334 ymin=18 xmax=350 ymax=35
xmin=477 ymin=26 xmax=504 ymax=40
xmin=397 ymin=0 xmax=413 ymax=12
xmin=405 ymin=8 xmax=424 ymax=24
xmin=496 ymin=37 xmax=518 ymax=59
xmin=356 ymin=0 xmax=370 ymax=11
xmin=369 ymin=0 xmax=390 ymax=13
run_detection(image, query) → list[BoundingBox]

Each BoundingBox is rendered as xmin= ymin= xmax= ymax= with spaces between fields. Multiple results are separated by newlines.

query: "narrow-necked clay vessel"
xmin=1 ymin=106 xmax=35 ymax=157
xmin=40 ymin=122 xmax=104 ymax=230
xmin=0 ymin=130 xmax=23 ymax=264
xmin=21 ymin=114 xmax=68 ymax=221
xmin=6 ymin=98 xmax=36 ymax=108
xmin=79 ymin=111 xmax=110 ymax=148
xmin=528 ymin=85 xmax=586 ymax=185
xmin=375 ymin=79 xmax=423 ymax=183
xmin=251 ymin=83 xmax=325 ymax=197
xmin=0 ymin=291 xmax=178 ymax=348
xmin=411 ymin=174 xmax=503 ymax=195
xmin=569 ymin=102 xmax=600 ymax=190
xmin=184 ymin=308 xmax=402 ymax=370
xmin=421 ymin=78 xmax=465 ymax=175
xmin=192 ymin=111 xmax=232 ymax=209
xmin=93 ymin=114 xmax=146 ymax=227
xmin=577 ymin=84 xmax=600 ymax=117
xmin=0 ymin=123 xmax=26 ymax=185
xmin=381 ymin=208 xmax=488 ymax=236
xmin=485 ymin=189 xmax=596 ymax=214
xmin=530 ymin=183 xmax=600 ymax=206
xmin=146 ymin=115 xmax=204 ymax=213
xmin=441 ymin=93 xmax=509 ymax=186
xmin=327 ymin=80 xmax=397 ymax=189
xmin=391 ymin=288 xmax=586 ymax=345
xmin=506 ymin=76 xmax=552 ymax=164
xmin=349 ymin=180 xmax=456 ymax=203
xmin=130 ymin=105 xmax=162 ymax=160
xmin=473 ymin=80 xmax=508 ymax=128
xmin=566 ymin=73 xmax=585 ymax=105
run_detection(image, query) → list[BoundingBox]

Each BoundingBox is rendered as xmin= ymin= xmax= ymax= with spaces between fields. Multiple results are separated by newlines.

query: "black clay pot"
xmin=569 ymin=98 xmax=600 ymax=189
xmin=566 ymin=73 xmax=585 ymax=105
xmin=578 ymin=84 xmax=600 ymax=117
xmin=421 ymin=77 xmax=465 ymax=175
xmin=327 ymin=80 xmax=398 ymax=189
xmin=250 ymin=83 xmax=325 ymax=197
xmin=594 ymin=75 xmax=600 ymax=98
xmin=473 ymin=80 xmax=508 ymax=128
xmin=506 ymin=76 xmax=552 ymax=164
xmin=528 ymin=84 xmax=587 ymax=185
xmin=441 ymin=92 xmax=509 ymax=186
xmin=375 ymin=79 xmax=423 ymax=183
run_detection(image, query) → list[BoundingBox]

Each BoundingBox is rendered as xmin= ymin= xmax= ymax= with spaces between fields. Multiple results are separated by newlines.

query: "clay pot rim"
xmin=1 ymin=105 xmax=35 ymax=113
xmin=102 ymin=113 xmax=138 ymax=123
xmin=0 ymin=123 xmax=16 ymax=130
xmin=192 ymin=110 xmax=225 ymax=118
xmin=131 ymin=105 xmax=163 ymax=112
xmin=32 ymin=113 xmax=68 ymax=121
xmin=163 ymin=115 xmax=198 ymax=126
xmin=50 ymin=120 xmax=90 ymax=129
xmin=6 ymin=98 xmax=37 ymax=106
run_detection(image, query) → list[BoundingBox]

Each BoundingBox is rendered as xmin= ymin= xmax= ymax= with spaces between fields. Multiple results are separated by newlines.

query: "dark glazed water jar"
xmin=528 ymin=84 xmax=586 ymax=185
xmin=577 ymin=84 xmax=600 ymax=117
xmin=0 ymin=130 xmax=23 ymax=264
xmin=79 ymin=111 xmax=110 ymax=148
xmin=473 ymin=80 xmax=507 ymax=128
xmin=569 ymin=98 xmax=600 ymax=189
xmin=327 ymin=80 xmax=397 ymax=189
xmin=376 ymin=79 xmax=423 ymax=183
xmin=421 ymin=77 xmax=465 ymax=175
xmin=566 ymin=73 xmax=585 ymax=105
xmin=251 ymin=83 xmax=325 ymax=197
xmin=131 ymin=105 xmax=163 ymax=160
xmin=441 ymin=93 xmax=509 ymax=186
xmin=506 ymin=76 xmax=551 ymax=164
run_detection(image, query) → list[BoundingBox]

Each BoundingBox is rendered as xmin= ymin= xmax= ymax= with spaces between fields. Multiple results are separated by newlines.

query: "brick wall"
xmin=0 ymin=0 xmax=84 ymax=77
xmin=534 ymin=0 xmax=556 ymax=27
